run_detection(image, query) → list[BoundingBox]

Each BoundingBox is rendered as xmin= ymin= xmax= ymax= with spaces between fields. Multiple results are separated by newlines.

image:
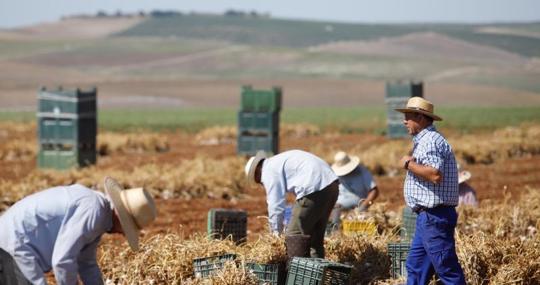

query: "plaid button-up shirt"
xmin=404 ymin=125 xmax=459 ymax=209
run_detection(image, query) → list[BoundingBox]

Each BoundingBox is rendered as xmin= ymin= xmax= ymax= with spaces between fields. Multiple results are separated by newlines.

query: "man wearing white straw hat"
xmin=0 ymin=177 xmax=156 ymax=285
xmin=329 ymin=151 xmax=379 ymax=229
xmin=245 ymin=149 xmax=339 ymax=258
xmin=457 ymin=164 xmax=478 ymax=207
xmin=395 ymin=97 xmax=466 ymax=285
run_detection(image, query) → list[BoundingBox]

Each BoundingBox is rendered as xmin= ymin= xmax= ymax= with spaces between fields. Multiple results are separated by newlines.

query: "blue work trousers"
xmin=406 ymin=206 xmax=466 ymax=285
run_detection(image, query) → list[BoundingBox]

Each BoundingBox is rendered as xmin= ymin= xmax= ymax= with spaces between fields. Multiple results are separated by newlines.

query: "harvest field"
xmin=1 ymin=13 xmax=540 ymax=284
xmin=1 ymin=113 xmax=539 ymax=284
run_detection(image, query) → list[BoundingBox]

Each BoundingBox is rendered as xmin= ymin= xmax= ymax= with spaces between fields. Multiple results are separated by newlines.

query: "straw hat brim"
xmin=332 ymin=156 xmax=360 ymax=176
xmin=104 ymin=177 xmax=140 ymax=251
xmin=458 ymin=171 xmax=471 ymax=184
xmin=245 ymin=151 xmax=267 ymax=184
xmin=395 ymin=108 xmax=443 ymax=121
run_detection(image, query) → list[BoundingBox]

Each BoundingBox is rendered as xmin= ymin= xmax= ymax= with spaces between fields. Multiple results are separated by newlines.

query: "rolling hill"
xmin=0 ymin=14 xmax=539 ymax=111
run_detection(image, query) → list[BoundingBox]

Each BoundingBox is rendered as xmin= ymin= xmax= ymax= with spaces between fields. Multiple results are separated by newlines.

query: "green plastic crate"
xmin=207 ymin=209 xmax=247 ymax=244
xmin=286 ymin=257 xmax=352 ymax=285
xmin=37 ymin=147 xmax=96 ymax=169
xmin=38 ymin=117 xmax=96 ymax=144
xmin=238 ymin=111 xmax=280 ymax=135
xmin=247 ymin=263 xmax=286 ymax=285
xmin=400 ymin=207 xmax=418 ymax=243
xmin=193 ymin=253 xmax=237 ymax=278
xmin=241 ymin=85 xmax=282 ymax=112
xmin=37 ymin=117 xmax=96 ymax=169
xmin=38 ymin=87 xmax=97 ymax=115
xmin=387 ymin=242 xmax=410 ymax=279
xmin=237 ymin=133 xmax=278 ymax=156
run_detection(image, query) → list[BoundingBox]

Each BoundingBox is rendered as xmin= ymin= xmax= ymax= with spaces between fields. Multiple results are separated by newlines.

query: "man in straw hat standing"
xmin=329 ymin=151 xmax=379 ymax=229
xmin=245 ymin=149 xmax=339 ymax=258
xmin=395 ymin=97 xmax=466 ymax=284
xmin=0 ymin=177 xmax=156 ymax=285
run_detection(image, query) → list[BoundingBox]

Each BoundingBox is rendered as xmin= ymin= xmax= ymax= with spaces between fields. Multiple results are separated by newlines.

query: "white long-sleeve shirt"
xmin=0 ymin=184 xmax=113 ymax=285
xmin=261 ymin=150 xmax=338 ymax=233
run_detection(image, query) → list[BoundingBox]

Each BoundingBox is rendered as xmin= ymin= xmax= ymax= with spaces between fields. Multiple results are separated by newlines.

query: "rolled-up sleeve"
xmin=419 ymin=142 xmax=444 ymax=171
xmin=52 ymin=200 xmax=108 ymax=285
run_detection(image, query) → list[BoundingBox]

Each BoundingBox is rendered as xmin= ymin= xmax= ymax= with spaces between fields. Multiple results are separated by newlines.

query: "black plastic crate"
xmin=387 ymin=242 xmax=410 ymax=279
xmin=207 ymin=209 xmax=247 ymax=244
xmin=193 ymin=253 xmax=237 ymax=278
xmin=247 ymin=262 xmax=286 ymax=285
xmin=286 ymin=257 xmax=352 ymax=285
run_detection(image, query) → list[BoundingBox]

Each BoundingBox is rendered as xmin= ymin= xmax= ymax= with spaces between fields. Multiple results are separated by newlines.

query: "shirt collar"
xmin=413 ymin=125 xmax=436 ymax=144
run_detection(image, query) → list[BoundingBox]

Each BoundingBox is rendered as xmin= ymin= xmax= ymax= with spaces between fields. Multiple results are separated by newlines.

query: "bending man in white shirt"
xmin=245 ymin=149 xmax=338 ymax=258
xmin=0 ymin=177 xmax=157 ymax=285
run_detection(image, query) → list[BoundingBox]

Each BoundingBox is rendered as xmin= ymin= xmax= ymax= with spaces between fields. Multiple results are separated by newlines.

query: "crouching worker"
xmin=245 ymin=149 xmax=339 ymax=258
xmin=0 ymin=177 xmax=157 ymax=285
xmin=329 ymin=151 xmax=379 ymax=230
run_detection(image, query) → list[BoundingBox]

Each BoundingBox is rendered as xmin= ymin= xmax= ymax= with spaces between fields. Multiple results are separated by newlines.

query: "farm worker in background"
xmin=329 ymin=151 xmax=379 ymax=228
xmin=245 ymin=149 xmax=338 ymax=258
xmin=396 ymin=97 xmax=466 ymax=285
xmin=0 ymin=177 xmax=157 ymax=285
xmin=457 ymin=164 xmax=478 ymax=207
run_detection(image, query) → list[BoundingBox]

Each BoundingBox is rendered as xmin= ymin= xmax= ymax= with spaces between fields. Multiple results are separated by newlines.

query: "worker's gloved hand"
xmin=357 ymin=203 xmax=368 ymax=213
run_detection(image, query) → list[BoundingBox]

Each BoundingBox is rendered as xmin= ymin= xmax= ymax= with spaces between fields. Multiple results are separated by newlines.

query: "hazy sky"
xmin=1 ymin=0 xmax=539 ymax=28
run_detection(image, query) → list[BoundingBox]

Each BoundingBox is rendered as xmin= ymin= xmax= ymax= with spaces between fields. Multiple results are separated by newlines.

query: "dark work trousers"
xmin=406 ymin=206 xmax=466 ymax=285
xmin=287 ymin=180 xmax=339 ymax=258
xmin=0 ymin=248 xmax=32 ymax=285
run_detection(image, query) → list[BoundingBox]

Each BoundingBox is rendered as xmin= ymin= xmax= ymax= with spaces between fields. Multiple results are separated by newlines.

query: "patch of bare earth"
xmin=2 ymin=77 xmax=540 ymax=111
xmin=0 ymin=17 xmax=145 ymax=40
xmin=309 ymin=32 xmax=527 ymax=65
xmin=476 ymin=26 xmax=540 ymax=39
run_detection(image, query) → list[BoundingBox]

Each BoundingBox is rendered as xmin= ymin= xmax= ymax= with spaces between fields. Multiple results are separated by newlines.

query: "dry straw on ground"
xmin=95 ymin=189 xmax=540 ymax=285
xmin=0 ymin=122 xmax=170 ymax=161
xmin=0 ymin=155 xmax=246 ymax=211
xmin=97 ymin=132 xmax=170 ymax=155
xmin=315 ymin=124 xmax=540 ymax=176
xmin=194 ymin=123 xmax=320 ymax=146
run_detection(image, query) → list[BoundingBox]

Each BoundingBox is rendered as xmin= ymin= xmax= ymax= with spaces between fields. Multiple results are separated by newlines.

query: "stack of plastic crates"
xmin=286 ymin=257 xmax=352 ymax=285
xmin=387 ymin=243 xmax=410 ymax=279
xmin=237 ymin=85 xmax=282 ymax=155
xmin=246 ymin=262 xmax=286 ymax=285
xmin=341 ymin=219 xmax=377 ymax=236
xmin=207 ymin=209 xmax=247 ymax=244
xmin=193 ymin=253 xmax=237 ymax=278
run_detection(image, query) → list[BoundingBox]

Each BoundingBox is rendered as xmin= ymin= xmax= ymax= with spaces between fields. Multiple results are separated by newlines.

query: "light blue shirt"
xmin=261 ymin=150 xmax=338 ymax=233
xmin=404 ymin=125 xmax=459 ymax=209
xmin=337 ymin=166 xmax=377 ymax=209
xmin=0 ymin=184 xmax=113 ymax=285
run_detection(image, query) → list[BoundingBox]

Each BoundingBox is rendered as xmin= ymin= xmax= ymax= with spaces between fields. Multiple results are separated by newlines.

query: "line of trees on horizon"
xmin=61 ymin=9 xmax=271 ymax=20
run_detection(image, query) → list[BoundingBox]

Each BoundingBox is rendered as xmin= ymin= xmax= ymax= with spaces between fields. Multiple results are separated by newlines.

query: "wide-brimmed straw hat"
xmin=395 ymin=97 xmax=442 ymax=121
xmin=331 ymin=151 xmax=360 ymax=176
xmin=104 ymin=177 xmax=157 ymax=251
xmin=244 ymin=151 xmax=267 ymax=184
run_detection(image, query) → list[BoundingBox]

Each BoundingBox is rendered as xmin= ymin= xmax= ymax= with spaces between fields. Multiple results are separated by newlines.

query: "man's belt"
xmin=412 ymin=204 xmax=455 ymax=214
